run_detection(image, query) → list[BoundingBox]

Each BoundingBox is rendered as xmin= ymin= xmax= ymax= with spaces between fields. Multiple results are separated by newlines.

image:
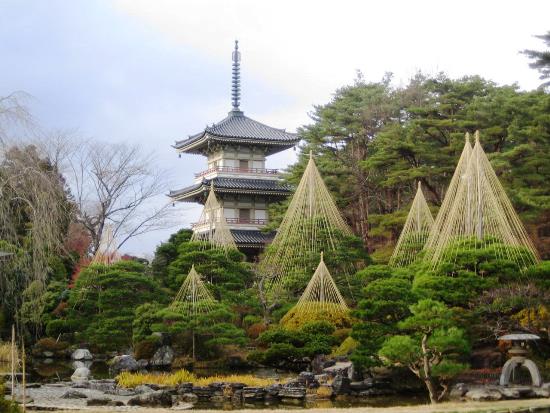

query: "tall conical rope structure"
xmin=190 ymin=183 xmax=237 ymax=254
xmin=259 ymin=152 xmax=354 ymax=293
xmin=424 ymin=131 xmax=539 ymax=270
xmin=389 ymin=182 xmax=434 ymax=267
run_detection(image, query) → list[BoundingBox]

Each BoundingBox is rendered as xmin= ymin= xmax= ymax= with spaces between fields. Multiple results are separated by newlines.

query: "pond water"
xmin=6 ymin=359 xmax=430 ymax=409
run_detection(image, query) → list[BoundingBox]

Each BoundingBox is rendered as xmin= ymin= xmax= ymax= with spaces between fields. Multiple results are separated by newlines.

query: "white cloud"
xmin=114 ymin=0 xmax=550 ymax=134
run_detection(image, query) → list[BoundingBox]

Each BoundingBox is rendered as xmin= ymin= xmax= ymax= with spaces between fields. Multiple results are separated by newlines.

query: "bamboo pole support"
xmin=11 ymin=325 xmax=15 ymax=399
xmin=22 ymin=341 xmax=26 ymax=413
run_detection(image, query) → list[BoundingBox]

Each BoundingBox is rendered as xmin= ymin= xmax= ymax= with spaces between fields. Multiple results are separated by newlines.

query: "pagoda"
xmin=169 ymin=41 xmax=300 ymax=257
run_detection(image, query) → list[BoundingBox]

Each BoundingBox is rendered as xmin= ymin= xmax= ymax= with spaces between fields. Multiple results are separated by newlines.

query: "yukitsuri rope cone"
xmin=259 ymin=151 xmax=353 ymax=293
xmin=91 ymin=224 xmax=121 ymax=265
xmin=425 ymin=131 xmax=539 ymax=270
xmin=281 ymin=252 xmax=349 ymax=328
xmin=424 ymin=133 xmax=472 ymax=258
xmin=170 ymin=265 xmax=216 ymax=360
xmin=191 ymin=183 xmax=237 ymax=254
xmin=170 ymin=264 xmax=216 ymax=317
xmin=389 ymin=182 xmax=434 ymax=267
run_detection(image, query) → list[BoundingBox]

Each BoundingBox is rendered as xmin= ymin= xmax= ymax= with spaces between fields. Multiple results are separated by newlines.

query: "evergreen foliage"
xmin=522 ymin=31 xmax=550 ymax=88
xmin=280 ymin=74 xmax=550 ymax=259
xmin=47 ymin=261 xmax=165 ymax=351
xmin=379 ymin=299 xmax=469 ymax=404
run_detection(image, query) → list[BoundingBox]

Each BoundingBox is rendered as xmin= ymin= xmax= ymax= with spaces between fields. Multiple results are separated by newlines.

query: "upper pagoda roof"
xmin=174 ymin=110 xmax=299 ymax=155
xmin=173 ymin=41 xmax=299 ymax=155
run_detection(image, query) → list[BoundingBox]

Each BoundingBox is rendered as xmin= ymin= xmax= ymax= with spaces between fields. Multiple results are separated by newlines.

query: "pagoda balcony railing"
xmin=191 ymin=218 xmax=268 ymax=228
xmin=194 ymin=166 xmax=279 ymax=178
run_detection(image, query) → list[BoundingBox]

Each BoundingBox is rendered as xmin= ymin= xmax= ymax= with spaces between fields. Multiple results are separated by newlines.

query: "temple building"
xmin=169 ymin=41 xmax=299 ymax=257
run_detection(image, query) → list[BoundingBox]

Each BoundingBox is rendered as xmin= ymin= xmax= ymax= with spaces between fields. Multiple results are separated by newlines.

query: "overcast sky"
xmin=1 ymin=0 xmax=548 ymax=256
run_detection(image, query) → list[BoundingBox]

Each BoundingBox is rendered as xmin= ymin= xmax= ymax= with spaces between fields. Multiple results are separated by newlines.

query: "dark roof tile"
xmin=174 ymin=111 xmax=299 ymax=153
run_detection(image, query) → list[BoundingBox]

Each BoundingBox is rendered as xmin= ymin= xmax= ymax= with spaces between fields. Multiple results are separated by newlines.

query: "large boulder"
xmin=150 ymin=345 xmax=174 ymax=367
xmin=323 ymin=361 xmax=353 ymax=378
xmin=72 ymin=349 xmax=93 ymax=360
xmin=128 ymin=390 xmax=173 ymax=407
xmin=71 ymin=367 xmax=90 ymax=383
xmin=110 ymin=354 xmax=139 ymax=373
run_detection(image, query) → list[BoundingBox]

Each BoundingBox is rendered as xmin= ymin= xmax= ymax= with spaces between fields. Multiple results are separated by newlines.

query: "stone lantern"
xmin=498 ymin=333 xmax=542 ymax=387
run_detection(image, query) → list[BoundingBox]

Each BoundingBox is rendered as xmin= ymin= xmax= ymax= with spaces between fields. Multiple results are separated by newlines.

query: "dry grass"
xmin=116 ymin=369 xmax=278 ymax=388
xmin=116 ymin=369 xmax=196 ymax=388
xmin=0 ymin=342 xmax=18 ymax=364
xmin=194 ymin=374 xmax=277 ymax=387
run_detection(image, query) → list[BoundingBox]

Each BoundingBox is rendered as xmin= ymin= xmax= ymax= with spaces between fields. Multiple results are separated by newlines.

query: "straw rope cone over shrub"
xmin=281 ymin=253 xmax=350 ymax=329
xmin=389 ymin=182 xmax=434 ymax=267
xmin=259 ymin=152 xmax=353 ymax=293
xmin=424 ymin=133 xmax=472 ymax=258
xmin=424 ymin=131 xmax=539 ymax=270
xmin=191 ymin=183 xmax=237 ymax=254
xmin=170 ymin=265 xmax=216 ymax=316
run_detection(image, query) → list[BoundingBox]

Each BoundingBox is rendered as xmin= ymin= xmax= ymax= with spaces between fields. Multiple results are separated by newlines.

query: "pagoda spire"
xmin=231 ymin=40 xmax=241 ymax=112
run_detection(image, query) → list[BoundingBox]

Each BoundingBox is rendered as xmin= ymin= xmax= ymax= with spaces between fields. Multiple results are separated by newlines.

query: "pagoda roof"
xmin=169 ymin=176 xmax=293 ymax=203
xmin=174 ymin=110 xmax=299 ymax=155
xmin=231 ymin=229 xmax=274 ymax=248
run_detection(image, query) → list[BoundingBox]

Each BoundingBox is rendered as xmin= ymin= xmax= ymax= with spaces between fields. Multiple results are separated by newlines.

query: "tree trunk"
xmin=421 ymin=333 xmax=438 ymax=404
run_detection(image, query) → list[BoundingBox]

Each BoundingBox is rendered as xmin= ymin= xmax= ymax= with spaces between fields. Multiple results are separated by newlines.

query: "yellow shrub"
xmin=513 ymin=305 xmax=549 ymax=332
xmin=194 ymin=374 xmax=277 ymax=387
xmin=116 ymin=370 xmax=278 ymax=388
xmin=116 ymin=369 xmax=196 ymax=388
xmin=280 ymin=304 xmax=353 ymax=330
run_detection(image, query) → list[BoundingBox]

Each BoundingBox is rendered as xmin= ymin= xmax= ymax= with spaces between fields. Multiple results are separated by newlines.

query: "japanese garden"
xmin=1 ymin=15 xmax=550 ymax=413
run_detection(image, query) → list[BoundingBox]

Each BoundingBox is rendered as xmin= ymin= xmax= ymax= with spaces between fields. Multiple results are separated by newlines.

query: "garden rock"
xmin=279 ymin=385 xmax=306 ymax=399
xmin=449 ymin=383 xmax=469 ymax=400
xmin=332 ymin=375 xmax=351 ymax=395
xmin=135 ymin=384 xmax=155 ymax=394
xmin=323 ymin=361 xmax=352 ymax=377
xmin=61 ymin=389 xmax=87 ymax=399
xmin=150 ymin=345 xmax=174 ymax=367
xmin=72 ymin=349 xmax=93 ymax=360
xmin=465 ymin=387 xmax=503 ymax=401
xmin=89 ymin=379 xmax=116 ymax=392
xmin=87 ymin=397 xmax=112 ymax=406
xmin=500 ymin=387 xmax=521 ymax=398
xmin=176 ymin=383 xmax=193 ymax=394
xmin=179 ymin=393 xmax=198 ymax=403
xmin=137 ymin=358 xmax=149 ymax=368
xmin=173 ymin=402 xmax=194 ymax=410
xmin=70 ymin=366 xmax=90 ymax=382
xmin=242 ymin=386 xmax=266 ymax=401
xmin=128 ymin=390 xmax=173 ymax=407
xmin=298 ymin=371 xmax=318 ymax=387
xmin=192 ymin=386 xmax=213 ymax=401
xmin=110 ymin=354 xmax=139 ymax=373
xmin=531 ymin=387 xmax=550 ymax=397
xmin=265 ymin=384 xmax=282 ymax=396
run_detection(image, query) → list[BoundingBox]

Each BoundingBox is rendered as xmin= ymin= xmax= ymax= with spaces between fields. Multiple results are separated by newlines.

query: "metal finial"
xmin=231 ymin=40 xmax=241 ymax=111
